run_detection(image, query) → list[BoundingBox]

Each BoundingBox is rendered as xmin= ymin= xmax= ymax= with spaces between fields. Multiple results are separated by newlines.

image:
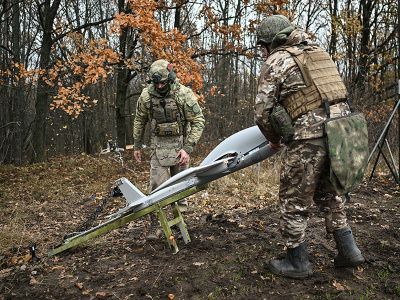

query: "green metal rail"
xmin=48 ymin=185 xmax=208 ymax=256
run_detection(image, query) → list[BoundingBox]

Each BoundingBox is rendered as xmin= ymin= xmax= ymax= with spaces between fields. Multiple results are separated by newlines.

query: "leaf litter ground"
xmin=0 ymin=149 xmax=400 ymax=299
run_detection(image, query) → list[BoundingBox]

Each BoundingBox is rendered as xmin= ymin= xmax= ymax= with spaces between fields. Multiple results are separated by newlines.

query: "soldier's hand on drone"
xmin=269 ymin=140 xmax=284 ymax=151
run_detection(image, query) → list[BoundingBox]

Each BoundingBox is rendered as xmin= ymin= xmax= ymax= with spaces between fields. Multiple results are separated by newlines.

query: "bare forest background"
xmin=0 ymin=0 xmax=399 ymax=165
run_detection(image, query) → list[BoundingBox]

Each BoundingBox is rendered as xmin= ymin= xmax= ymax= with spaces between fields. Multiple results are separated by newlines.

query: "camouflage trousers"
xmin=279 ymin=137 xmax=348 ymax=248
xmin=149 ymin=152 xmax=189 ymax=220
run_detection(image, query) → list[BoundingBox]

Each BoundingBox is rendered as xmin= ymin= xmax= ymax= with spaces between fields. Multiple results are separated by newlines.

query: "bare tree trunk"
xmin=356 ymin=0 xmax=373 ymax=94
xmin=9 ymin=0 xmax=23 ymax=165
xmin=346 ymin=0 xmax=355 ymax=87
xmin=328 ymin=0 xmax=338 ymax=59
xmin=115 ymin=0 xmax=138 ymax=148
xmin=398 ymin=0 xmax=400 ymax=167
xmin=32 ymin=0 xmax=61 ymax=162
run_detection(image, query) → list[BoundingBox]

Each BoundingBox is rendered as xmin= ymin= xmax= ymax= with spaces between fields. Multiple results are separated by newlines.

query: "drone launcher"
xmin=48 ymin=126 xmax=276 ymax=256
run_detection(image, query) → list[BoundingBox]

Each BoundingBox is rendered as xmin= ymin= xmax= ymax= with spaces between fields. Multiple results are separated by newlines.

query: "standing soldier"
xmin=133 ymin=59 xmax=205 ymax=240
xmin=254 ymin=15 xmax=365 ymax=278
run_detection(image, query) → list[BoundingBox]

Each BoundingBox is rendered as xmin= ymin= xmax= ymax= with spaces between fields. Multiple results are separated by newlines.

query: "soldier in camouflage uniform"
xmin=254 ymin=15 xmax=365 ymax=278
xmin=134 ymin=59 xmax=205 ymax=240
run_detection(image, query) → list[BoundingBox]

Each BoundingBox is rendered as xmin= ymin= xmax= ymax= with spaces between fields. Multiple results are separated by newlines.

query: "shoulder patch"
xmin=192 ymin=104 xmax=200 ymax=113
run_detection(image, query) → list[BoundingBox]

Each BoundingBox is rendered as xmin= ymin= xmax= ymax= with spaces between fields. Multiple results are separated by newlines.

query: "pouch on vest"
xmin=154 ymin=135 xmax=183 ymax=167
xmin=270 ymin=103 xmax=294 ymax=140
xmin=153 ymin=107 xmax=167 ymax=123
xmin=155 ymin=121 xmax=182 ymax=136
xmin=324 ymin=112 xmax=369 ymax=195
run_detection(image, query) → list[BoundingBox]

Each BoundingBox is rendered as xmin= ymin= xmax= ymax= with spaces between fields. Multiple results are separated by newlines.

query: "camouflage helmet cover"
xmin=256 ymin=15 xmax=292 ymax=45
xmin=149 ymin=59 xmax=176 ymax=83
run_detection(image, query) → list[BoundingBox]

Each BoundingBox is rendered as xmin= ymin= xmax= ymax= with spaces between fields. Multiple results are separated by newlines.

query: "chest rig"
xmin=150 ymin=85 xmax=183 ymax=137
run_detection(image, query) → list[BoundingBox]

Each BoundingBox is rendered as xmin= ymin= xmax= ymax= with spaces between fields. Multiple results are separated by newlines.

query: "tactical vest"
xmin=150 ymin=86 xmax=183 ymax=137
xmin=281 ymin=45 xmax=348 ymax=120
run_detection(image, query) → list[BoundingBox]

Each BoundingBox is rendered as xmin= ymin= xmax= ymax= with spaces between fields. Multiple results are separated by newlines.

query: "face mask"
xmin=155 ymin=82 xmax=170 ymax=95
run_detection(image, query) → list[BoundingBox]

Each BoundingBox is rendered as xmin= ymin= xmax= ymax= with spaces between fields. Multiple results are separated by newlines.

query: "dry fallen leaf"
xmin=353 ymin=272 xmax=364 ymax=280
xmin=50 ymin=265 xmax=64 ymax=272
xmin=30 ymin=277 xmax=38 ymax=285
xmin=0 ymin=268 xmax=12 ymax=279
xmin=129 ymin=277 xmax=138 ymax=281
xmin=316 ymin=266 xmax=326 ymax=272
xmin=23 ymin=254 xmax=32 ymax=262
xmin=10 ymin=256 xmax=19 ymax=265
xmin=332 ymin=280 xmax=344 ymax=292
xmin=82 ymin=289 xmax=93 ymax=295
xmin=76 ymin=282 xmax=83 ymax=289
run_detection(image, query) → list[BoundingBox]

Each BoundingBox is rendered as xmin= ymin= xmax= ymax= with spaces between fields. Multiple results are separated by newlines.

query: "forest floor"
xmin=0 ymin=148 xmax=400 ymax=300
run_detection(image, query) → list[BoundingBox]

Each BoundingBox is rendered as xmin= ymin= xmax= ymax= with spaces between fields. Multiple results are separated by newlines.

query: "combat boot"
xmin=177 ymin=199 xmax=188 ymax=212
xmin=146 ymin=219 xmax=162 ymax=240
xmin=268 ymin=242 xmax=312 ymax=278
xmin=333 ymin=226 xmax=365 ymax=267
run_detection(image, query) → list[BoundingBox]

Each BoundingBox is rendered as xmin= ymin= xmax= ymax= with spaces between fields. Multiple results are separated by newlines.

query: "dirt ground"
xmin=1 ymin=151 xmax=400 ymax=300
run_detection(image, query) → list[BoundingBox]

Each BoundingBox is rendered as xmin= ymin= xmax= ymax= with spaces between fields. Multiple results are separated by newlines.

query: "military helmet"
xmin=149 ymin=59 xmax=176 ymax=84
xmin=256 ymin=15 xmax=292 ymax=45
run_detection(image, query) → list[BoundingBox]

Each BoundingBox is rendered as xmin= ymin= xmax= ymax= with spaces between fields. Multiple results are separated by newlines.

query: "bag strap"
xmin=323 ymin=98 xmax=331 ymax=119
xmin=284 ymin=46 xmax=313 ymax=86
xmin=150 ymin=96 xmax=154 ymax=120
xmin=346 ymin=94 xmax=354 ymax=113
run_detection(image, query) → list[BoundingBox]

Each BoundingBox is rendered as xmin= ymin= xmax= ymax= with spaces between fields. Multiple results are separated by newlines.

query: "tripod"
xmin=368 ymin=88 xmax=400 ymax=185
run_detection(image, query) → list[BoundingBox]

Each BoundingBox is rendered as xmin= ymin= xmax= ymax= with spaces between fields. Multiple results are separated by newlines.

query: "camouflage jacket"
xmin=254 ymin=29 xmax=350 ymax=143
xmin=133 ymin=79 xmax=205 ymax=154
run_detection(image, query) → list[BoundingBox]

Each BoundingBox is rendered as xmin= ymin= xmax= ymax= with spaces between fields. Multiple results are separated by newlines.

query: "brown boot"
xmin=177 ymin=199 xmax=188 ymax=212
xmin=146 ymin=219 xmax=162 ymax=240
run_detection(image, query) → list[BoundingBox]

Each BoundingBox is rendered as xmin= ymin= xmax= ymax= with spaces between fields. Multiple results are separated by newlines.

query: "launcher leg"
xmin=156 ymin=203 xmax=179 ymax=253
xmin=171 ymin=202 xmax=191 ymax=244
xmin=155 ymin=201 xmax=192 ymax=254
